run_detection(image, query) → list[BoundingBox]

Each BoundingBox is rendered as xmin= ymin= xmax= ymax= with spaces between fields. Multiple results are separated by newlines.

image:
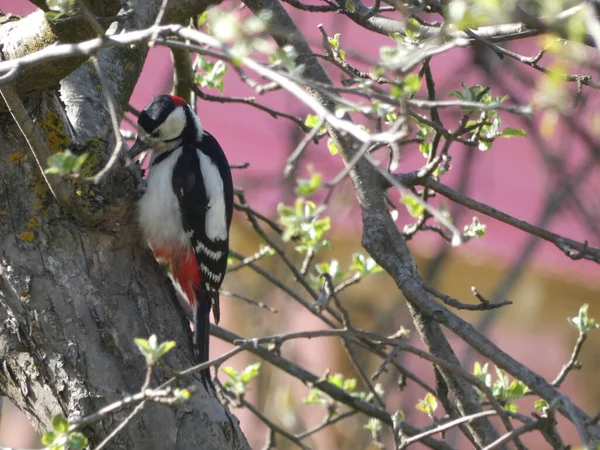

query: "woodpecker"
xmin=129 ymin=95 xmax=233 ymax=382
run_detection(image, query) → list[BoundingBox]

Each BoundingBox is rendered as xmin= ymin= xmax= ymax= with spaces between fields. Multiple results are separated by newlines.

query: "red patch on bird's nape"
xmin=170 ymin=95 xmax=186 ymax=107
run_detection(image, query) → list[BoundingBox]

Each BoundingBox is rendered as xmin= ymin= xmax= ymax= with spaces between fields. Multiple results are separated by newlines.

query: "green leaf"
xmin=156 ymin=341 xmax=176 ymax=359
xmin=392 ymin=410 xmax=405 ymax=425
xmin=52 ymin=414 xmax=69 ymax=434
xmin=507 ymin=380 xmax=527 ymax=400
xmin=327 ymin=138 xmax=339 ymax=155
xmin=42 ymin=431 xmax=57 ymax=445
xmin=448 ymin=89 xmax=464 ymax=100
xmin=403 ymin=74 xmax=421 ymax=96
xmin=66 ymin=432 xmax=88 ymax=449
xmin=350 ymin=253 xmax=382 ymax=275
xmin=46 ymin=150 xmax=88 ymax=176
xmin=390 ymin=85 xmax=403 ymax=99
xmin=504 ymin=403 xmax=519 ymax=413
xmin=534 ymin=399 xmax=548 ymax=412
xmin=277 ymin=203 xmax=295 ymax=218
xmin=197 ymin=11 xmax=208 ymax=27
xmin=478 ymin=139 xmax=493 ymax=151
xmin=364 ymin=418 xmax=382 ymax=432
xmin=134 ymin=337 xmax=151 ymax=357
xmin=501 ymin=127 xmax=527 ymax=137
xmin=304 ymin=114 xmax=321 ymax=128
xmin=175 ymin=388 xmax=192 ymax=400
xmin=379 ymin=46 xmax=398 ymax=64
xmin=328 ymin=373 xmax=344 ymax=388
xmin=343 ymin=378 xmax=357 ymax=392
xmin=405 ymin=18 xmax=422 ymax=40
xmin=221 ymin=366 xmax=239 ymax=381
xmin=240 ymin=362 xmax=261 ymax=384
xmin=328 ymin=33 xmax=340 ymax=49
xmin=296 ymin=172 xmax=323 ymax=196
xmin=401 ymin=194 xmax=425 ymax=218
xmin=304 ymin=389 xmax=326 ymax=405
xmin=463 ymin=216 xmax=486 ymax=238
xmin=568 ymin=304 xmax=599 ymax=333
xmin=416 ymin=393 xmax=437 ymax=416
xmin=424 ymin=392 xmax=437 ymax=412
xmin=419 ymin=140 xmax=432 ymax=157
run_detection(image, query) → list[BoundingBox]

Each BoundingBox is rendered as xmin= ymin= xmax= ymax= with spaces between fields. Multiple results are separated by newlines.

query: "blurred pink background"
xmin=2 ymin=1 xmax=600 ymax=449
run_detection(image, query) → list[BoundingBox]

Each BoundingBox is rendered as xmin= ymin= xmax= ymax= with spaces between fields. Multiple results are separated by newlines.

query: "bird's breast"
xmin=137 ymin=148 xmax=191 ymax=251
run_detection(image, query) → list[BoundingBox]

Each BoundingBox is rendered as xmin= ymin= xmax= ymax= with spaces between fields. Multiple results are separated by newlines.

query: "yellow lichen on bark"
xmin=19 ymin=231 xmax=35 ymax=242
xmin=9 ymin=152 xmax=25 ymax=164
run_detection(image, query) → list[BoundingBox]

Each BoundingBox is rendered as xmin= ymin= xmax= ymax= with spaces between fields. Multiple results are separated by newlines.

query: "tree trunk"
xmin=0 ymin=2 xmax=250 ymax=449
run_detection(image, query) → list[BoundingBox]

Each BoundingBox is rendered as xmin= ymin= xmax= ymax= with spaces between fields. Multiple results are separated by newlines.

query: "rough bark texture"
xmin=0 ymin=2 xmax=250 ymax=449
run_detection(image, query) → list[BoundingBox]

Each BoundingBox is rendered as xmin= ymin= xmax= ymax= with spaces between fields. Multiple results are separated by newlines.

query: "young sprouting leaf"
xmin=66 ymin=432 xmax=89 ymax=449
xmin=221 ymin=366 xmax=239 ymax=381
xmin=343 ymin=378 xmax=357 ymax=392
xmin=135 ymin=336 xmax=175 ymax=365
xmin=52 ymin=414 xmax=69 ymax=434
xmin=240 ymin=362 xmax=261 ymax=384
xmin=507 ymin=380 xmax=527 ymax=400
xmin=416 ymin=392 xmax=438 ymax=417
xmin=327 ymin=138 xmax=339 ymax=155
xmin=403 ymin=73 xmax=421 ymax=96
xmin=134 ymin=337 xmax=151 ymax=356
xmin=500 ymin=127 xmax=527 ymax=137
xmin=568 ymin=303 xmax=599 ymax=333
xmin=304 ymin=114 xmax=321 ymax=128
xmin=296 ymin=172 xmax=322 ymax=196
xmin=328 ymin=33 xmax=340 ymax=49
xmin=405 ymin=18 xmax=422 ymax=40
xmin=534 ymin=399 xmax=548 ymax=413
xmin=463 ymin=216 xmax=486 ymax=238
xmin=401 ymin=194 xmax=425 ymax=218
xmin=364 ymin=418 xmax=382 ymax=432
xmin=46 ymin=150 xmax=88 ymax=176
xmin=156 ymin=341 xmax=176 ymax=359
xmin=42 ymin=431 xmax=57 ymax=446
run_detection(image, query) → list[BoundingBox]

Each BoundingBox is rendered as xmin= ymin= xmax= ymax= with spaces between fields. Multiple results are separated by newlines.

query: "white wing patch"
xmin=201 ymin=263 xmax=222 ymax=283
xmin=156 ymin=107 xmax=186 ymax=141
xmin=197 ymin=150 xmax=228 ymax=241
xmin=194 ymin=241 xmax=223 ymax=260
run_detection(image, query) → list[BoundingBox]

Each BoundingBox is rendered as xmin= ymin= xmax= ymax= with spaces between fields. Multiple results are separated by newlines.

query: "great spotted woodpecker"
xmin=129 ymin=95 xmax=233 ymax=380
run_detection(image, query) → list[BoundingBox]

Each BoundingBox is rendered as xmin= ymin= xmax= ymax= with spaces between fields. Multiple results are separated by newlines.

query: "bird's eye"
xmin=151 ymin=130 xmax=161 ymax=138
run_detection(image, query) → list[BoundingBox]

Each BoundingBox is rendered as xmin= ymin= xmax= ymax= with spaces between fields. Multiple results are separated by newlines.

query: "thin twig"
xmin=93 ymin=401 xmax=146 ymax=450
xmin=392 ymin=172 xmax=600 ymax=264
xmin=220 ymin=290 xmax=278 ymax=313
xmin=400 ymin=410 xmax=498 ymax=448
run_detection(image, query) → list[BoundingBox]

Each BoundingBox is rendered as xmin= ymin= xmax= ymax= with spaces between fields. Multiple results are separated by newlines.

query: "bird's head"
xmin=129 ymin=95 xmax=203 ymax=158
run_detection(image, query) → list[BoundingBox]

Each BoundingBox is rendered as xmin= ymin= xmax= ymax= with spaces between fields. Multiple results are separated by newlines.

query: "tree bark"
xmin=0 ymin=2 xmax=250 ymax=449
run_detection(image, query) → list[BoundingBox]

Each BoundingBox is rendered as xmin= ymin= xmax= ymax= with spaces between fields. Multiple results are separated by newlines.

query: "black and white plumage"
xmin=130 ymin=95 xmax=233 ymax=380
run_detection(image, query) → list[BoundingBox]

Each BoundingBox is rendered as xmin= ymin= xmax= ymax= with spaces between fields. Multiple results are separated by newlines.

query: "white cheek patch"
xmin=156 ymin=107 xmax=186 ymax=141
xmin=198 ymin=150 xmax=228 ymax=241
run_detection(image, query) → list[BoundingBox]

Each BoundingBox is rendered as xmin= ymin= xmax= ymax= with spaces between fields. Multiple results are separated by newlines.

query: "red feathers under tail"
xmin=153 ymin=247 xmax=212 ymax=382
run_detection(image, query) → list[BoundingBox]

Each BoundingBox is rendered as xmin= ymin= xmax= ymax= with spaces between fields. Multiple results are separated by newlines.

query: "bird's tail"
xmin=193 ymin=290 xmax=220 ymax=388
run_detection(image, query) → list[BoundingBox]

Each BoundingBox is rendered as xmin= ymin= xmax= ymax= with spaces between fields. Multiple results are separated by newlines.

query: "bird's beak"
xmin=129 ymin=137 xmax=150 ymax=159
